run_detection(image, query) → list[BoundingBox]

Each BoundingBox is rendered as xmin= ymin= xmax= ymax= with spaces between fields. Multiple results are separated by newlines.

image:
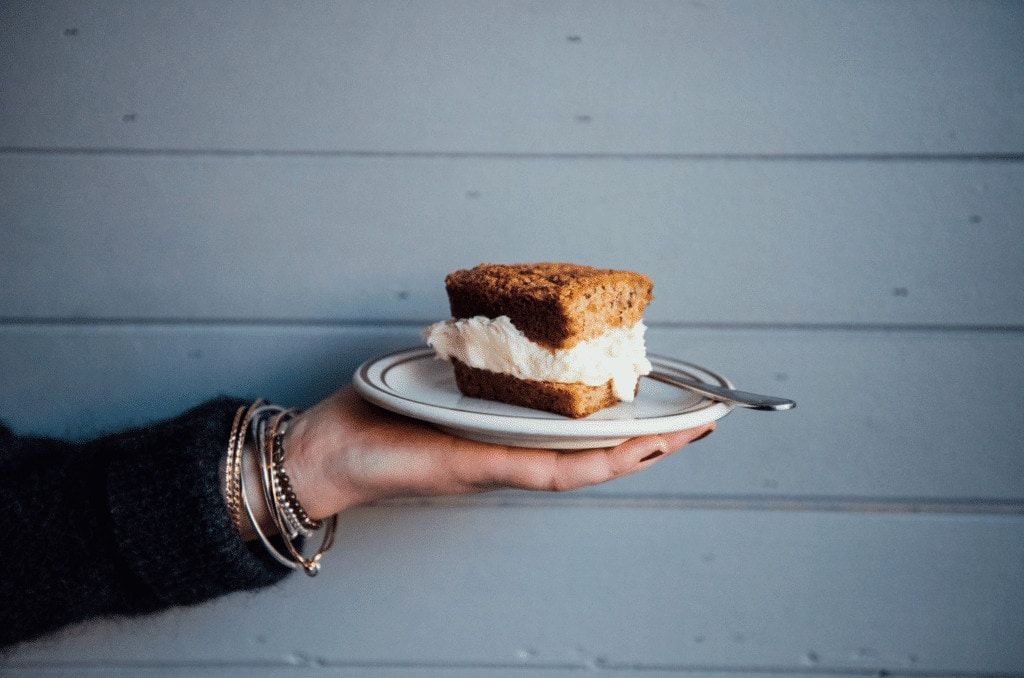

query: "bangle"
xmin=250 ymin=409 xmax=309 ymax=539
xmin=225 ymin=400 xmax=264 ymax=536
xmin=262 ymin=410 xmax=338 ymax=576
xmin=225 ymin=405 xmax=246 ymax=532
xmin=235 ymin=403 xmax=338 ymax=576
xmin=239 ymin=419 xmax=302 ymax=571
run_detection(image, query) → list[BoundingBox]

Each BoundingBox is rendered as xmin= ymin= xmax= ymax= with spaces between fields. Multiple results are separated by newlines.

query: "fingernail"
xmin=639 ymin=450 xmax=663 ymax=462
xmin=691 ymin=428 xmax=714 ymax=443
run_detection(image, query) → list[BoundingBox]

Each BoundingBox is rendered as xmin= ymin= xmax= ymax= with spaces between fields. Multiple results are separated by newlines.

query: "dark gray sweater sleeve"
xmin=0 ymin=397 xmax=293 ymax=647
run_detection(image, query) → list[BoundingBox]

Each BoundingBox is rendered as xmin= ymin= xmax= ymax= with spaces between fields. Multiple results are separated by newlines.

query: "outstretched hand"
xmin=240 ymin=387 xmax=713 ymax=538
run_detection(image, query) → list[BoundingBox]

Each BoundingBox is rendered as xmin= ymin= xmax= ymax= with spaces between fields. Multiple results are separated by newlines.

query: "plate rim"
xmin=352 ymin=346 xmax=734 ymax=438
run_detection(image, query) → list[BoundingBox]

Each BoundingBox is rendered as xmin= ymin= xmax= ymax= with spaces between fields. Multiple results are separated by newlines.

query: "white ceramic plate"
xmin=353 ymin=347 xmax=735 ymax=449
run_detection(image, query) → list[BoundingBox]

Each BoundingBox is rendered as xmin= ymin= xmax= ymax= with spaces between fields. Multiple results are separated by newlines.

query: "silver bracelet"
xmin=276 ymin=420 xmax=315 ymax=537
xmin=249 ymin=409 xmax=310 ymax=538
xmin=238 ymin=414 xmax=303 ymax=571
xmin=264 ymin=417 xmax=313 ymax=538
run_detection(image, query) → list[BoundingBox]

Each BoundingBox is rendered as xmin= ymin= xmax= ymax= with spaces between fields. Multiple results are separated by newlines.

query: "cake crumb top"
xmin=444 ymin=262 xmax=653 ymax=349
xmin=446 ymin=262 xmax=650 ymax=301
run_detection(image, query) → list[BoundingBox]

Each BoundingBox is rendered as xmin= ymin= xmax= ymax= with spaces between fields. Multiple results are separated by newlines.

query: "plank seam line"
xmin=375 ymin=494 xmax=1024 ymax=515
xmin=4 ymin=659 xmax=1020 ymax=677
xmin=597 ymin=663 xmax=1023 ymax=677
xmin=2 ymin=146 xmax=1023 ymax=162
xmin=0 ymin=660 xmax=583 ymax=671
xmin=1 ymin=317 xmax=1023 ymax=334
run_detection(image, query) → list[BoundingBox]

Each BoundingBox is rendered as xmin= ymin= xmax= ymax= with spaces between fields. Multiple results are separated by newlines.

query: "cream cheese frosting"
xmin=423 ymin=315 xmax=652 ymax=401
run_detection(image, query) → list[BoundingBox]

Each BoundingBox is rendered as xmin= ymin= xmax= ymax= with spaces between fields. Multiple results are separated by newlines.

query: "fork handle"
xmin=646 ymin=372 xmax=796 ymax=411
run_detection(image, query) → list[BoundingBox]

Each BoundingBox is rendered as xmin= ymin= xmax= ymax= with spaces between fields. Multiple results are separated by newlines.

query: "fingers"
xmin=336 ymin=384 xmax=717 ymax=498
xmin=629 ymin=424 xmax=716 ymax=466
xmin=466 ymin=422 xmax=716 ymax=493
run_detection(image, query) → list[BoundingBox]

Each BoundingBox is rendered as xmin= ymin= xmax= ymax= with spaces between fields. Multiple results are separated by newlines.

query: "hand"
xmin=240 ymin=386 xmax=714 ymax=538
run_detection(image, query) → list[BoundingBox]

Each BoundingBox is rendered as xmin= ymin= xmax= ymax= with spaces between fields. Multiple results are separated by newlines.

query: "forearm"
xmin=0 ymin=429 xmax=139 ymax=646
xmin=0 ymin=398 xmax=293 ymax=647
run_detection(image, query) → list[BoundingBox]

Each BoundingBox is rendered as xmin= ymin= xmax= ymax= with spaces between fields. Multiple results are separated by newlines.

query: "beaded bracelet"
xmin=272 ymin=421 xmax=322 ymax=534
xmin=259 ymin=410 xmax=337 ymax=575
xmin=251 ymin=411 xmax=309 ymax=539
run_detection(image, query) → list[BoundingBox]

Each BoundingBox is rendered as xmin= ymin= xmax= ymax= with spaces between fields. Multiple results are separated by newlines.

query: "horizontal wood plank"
xmin=2 ymin=156 xmax=1022 ymax=326
xmin=1 ymin=325 xmax=1021 ymax=502
xmin=5 ymin=507 xmax=1022 ymax=674
xmin=1 ymin=1 xmax=1022 ymax=154
xmin=4 ymin=669 xmax=940 ymax=678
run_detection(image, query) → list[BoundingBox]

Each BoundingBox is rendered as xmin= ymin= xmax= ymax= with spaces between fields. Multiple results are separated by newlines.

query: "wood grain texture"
xmin=2 ymin=155 xmax=1022 ymax=325
xmin=4 ymin=507 xmax=1022 ymax=675
xmin=1 ymin=325 xmax=1021 ymax=502
xmin=1 ymin=1 xmax=1022 ymax=154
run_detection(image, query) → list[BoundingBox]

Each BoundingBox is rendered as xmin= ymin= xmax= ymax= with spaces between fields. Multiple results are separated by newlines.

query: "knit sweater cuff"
xmin=105 ymin=397 xmax=292 ymax=608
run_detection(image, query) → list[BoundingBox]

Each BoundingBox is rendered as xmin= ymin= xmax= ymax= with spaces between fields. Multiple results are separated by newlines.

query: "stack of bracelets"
xmin=225 ymin=400 xmax=337 ymax=576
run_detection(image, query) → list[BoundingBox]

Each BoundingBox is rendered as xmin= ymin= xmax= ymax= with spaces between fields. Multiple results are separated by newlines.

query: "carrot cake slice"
xmin=424 ymin=263 xmax=654 ymax=418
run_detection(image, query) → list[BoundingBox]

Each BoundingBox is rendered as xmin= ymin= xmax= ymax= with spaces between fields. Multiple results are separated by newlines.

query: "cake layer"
xmin=451 ymin=358 xmax=622 ymax=419
xmin=445 ymin=263 xmax=653 ymax=350
xmin=424 ymin=315 xmax=652 ymax=401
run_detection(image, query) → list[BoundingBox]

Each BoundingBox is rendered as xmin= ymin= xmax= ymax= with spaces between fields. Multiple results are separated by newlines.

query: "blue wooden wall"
xmin=2 ymin=2 xmax=1023 ymax=676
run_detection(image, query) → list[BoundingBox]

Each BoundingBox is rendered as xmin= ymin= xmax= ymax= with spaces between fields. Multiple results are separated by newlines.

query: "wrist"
xmin=232 ymin=409 xmax=336 ymax=542
xmin=224 ymin=402 xmax=343 ymax=575
xmin=280 ymin=409 xmax=363 ymax=520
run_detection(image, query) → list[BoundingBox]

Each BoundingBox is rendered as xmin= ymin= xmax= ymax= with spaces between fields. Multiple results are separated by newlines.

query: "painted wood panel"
xmin=2 ymin=156 xmax=1022 ymax=326
xmin=1 ymin=1 xmax=1022 ymax=154
xmin=5 ymin=507 xmax=1022 ymax=675
xmin=1 ymin=325 xmax=1021 ymax=502
xmin=2 ymin=2 xmax=1021 ymax=676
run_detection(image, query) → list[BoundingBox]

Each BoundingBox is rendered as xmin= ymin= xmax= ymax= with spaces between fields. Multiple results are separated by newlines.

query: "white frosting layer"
xmin=423 ymin=315 xmax=652 ymax=401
